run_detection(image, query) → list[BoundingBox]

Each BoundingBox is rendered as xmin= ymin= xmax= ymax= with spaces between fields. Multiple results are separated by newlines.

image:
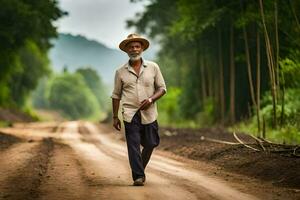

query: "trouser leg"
xmin=141 ymin=148 xmax=154 ymax=169
xmin=124 ymin=114 xmax=144 ymax=181
xmin=141 ymin=120 xmax=160 ymax=169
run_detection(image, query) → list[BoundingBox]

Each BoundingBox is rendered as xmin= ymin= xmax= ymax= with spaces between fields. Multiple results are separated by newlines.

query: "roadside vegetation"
xmin=0 ymin=0 xmax=299 ymax=144
xmin=32 ymin=67 xmax=108 ymax=120
xmin=0 ymin=1 xmax=108 ymax=123
xmin=128 ymin=0 xmax=300 ymax=144
xmin=0 ymin=0 xmax=64 ymax=121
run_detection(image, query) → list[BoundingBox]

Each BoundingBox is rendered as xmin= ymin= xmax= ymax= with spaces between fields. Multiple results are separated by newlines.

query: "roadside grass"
xmin=159 ymin=113 xmax=300 ymax=145
xmin=230 ymin=120 xmax=300 ymax=145
xmin=0 ymin=120 xmax=12 ymax=127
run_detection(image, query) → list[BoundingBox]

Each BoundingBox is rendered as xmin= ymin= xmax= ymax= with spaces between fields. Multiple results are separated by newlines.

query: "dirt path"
xmin=0 ymin=121 xmax=297 ymax=200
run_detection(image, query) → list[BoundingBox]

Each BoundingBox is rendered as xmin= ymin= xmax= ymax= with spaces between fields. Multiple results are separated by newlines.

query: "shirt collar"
xmin=126 ymin=58 xmax=147 ymax=76
xmin=126 ymin=58 xmax=147 ymax=69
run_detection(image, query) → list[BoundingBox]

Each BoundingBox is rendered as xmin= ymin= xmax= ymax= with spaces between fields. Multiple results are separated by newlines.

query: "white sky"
xmin=56 ymin=0 xmax=147 ymax=49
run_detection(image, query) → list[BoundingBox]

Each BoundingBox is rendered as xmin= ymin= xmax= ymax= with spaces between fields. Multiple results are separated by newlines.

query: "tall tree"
xmin=0 ymin=0 xmax=65 ymax=107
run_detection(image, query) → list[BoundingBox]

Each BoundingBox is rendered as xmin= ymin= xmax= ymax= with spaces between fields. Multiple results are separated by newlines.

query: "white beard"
xmin=128 ymin=53 xmax=142 ymax=61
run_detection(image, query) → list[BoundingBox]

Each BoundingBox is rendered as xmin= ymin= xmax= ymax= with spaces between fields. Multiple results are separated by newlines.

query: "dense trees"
xmin=0 ymin=0 xmax=65 ymax=107
xmin=32 ymin=68 xmax=107 ymax=120
xmin=0 ymin=1 xmax=108 ymax=120
xmin=76 ymin=68 xmax=108 ymax=111
xmin=48 ymin=72 xmax=100 ymax=119
xmin=128 ymin=0 xmax=300 ymax=138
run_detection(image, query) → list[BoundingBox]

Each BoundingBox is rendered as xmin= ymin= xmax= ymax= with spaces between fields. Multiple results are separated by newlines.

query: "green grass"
xmin=0 ymin=120 xmax=12 ymax=127
xmin=230 ymin=120 xmax=300 ymax=145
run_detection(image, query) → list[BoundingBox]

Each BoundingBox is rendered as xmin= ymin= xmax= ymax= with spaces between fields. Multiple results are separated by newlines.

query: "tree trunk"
xmin=207 ymin=59 xmax=213 ymax=98
xmin=259 ymin=0 xmax=277 ymax=128
xmin=200 ymin=56 xmax=207 ymax=102
xmin=243 ymin=26 xmax=257 ymax=108
xmin=280 ymin=84 xmax=285 ymax=126
xmin=289 ymin=0 xmax=300 ymax=31
xmin=218 ymin=28 xmax=225 ymax=124
xmin=256 ymin=29 xmax=261 ymax=136
xmin=229 ymin=23 xmax=235 ymax=124
xmin=275 ymin=0 xmax=280 ymax=89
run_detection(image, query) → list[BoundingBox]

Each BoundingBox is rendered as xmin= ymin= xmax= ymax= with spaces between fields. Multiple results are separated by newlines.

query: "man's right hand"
xmin=113 ymin=117 xmax=121 ymax=131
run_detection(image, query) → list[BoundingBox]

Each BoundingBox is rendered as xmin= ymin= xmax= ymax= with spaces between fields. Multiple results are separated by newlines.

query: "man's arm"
xmin=140 ymin=63 xmax=167 ymax=110
xmin=112 ymin=98 xmax=121 ymax=131
xmin=111 ymin=69 xmax=122 ymax=131
xmin=150 ymin=88 xmax=166 ymax=102
xmin=139 ymin=89 xmax=166 ymax=110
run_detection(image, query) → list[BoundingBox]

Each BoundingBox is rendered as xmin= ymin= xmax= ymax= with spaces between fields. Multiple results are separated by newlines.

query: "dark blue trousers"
xmin=124 ymin=112 xmax=160 ymax=181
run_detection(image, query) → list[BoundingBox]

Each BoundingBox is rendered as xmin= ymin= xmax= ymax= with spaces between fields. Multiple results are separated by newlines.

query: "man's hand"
xmin=113 ymin=117 xmax=121 ymax=131
xmin=139 ymin=98 xmax=152 ymax=110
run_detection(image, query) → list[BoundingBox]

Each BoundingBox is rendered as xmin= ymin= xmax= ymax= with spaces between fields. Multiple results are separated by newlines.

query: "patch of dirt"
xmin=158 ymin=127 xmax=300 ymax=189
xmin=0 ymin=108 xmax=35 ymax=123
xmin=1 ymin=121 xmax=299 ymax=200
xmin=1 ymin=137 xmax=54 ymax=200
xmin=0 ymin=132 xmax=23 ymax=150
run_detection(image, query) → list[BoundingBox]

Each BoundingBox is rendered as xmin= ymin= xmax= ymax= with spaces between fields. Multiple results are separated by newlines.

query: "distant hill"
xmin=48 ymin=33 xmax=157 ymax=84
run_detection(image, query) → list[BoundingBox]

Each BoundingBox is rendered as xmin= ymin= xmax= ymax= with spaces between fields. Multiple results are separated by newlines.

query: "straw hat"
xmin=119 ymin=33 xmax=150 ymax=52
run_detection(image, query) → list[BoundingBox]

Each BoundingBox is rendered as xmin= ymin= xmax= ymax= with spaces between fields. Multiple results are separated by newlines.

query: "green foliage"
xmin=0 ymin=0 xmax=65 ymax=108
xmin=31 ymin=78 xmax=50 ymax=109
xmin=76 ymin=67 xmax=109 ymax=111
xmin=261 ymin=89 xmax=300 ymax=128
xmin=128 ymin=0 xmax=300 ymax=143
xmin=158 ymin=87 xmax=182 ymax=124
xmin=0 ymin=0 xmax=65 ymax=51
xmin=170 ymin=0 xmax=224 ymax=41
xmin=0 ymin=81 xmax=10 ymax=106
xmin=31 ymin=67 xmax=108 ymax=120
xmin=47 ymin=73 xmax=100 ymax=119
xmin=280 ymin=58 xmax=300 ymax=88
xmin=195 ymin=98 xmax=215 ymax=126
xmin=9 ymin=41 xmax=51 ymax=106
xmin=0 ymin=121 xmax=11 ymax=128
xmin=231 ymin=120 xmax=300 ymax=145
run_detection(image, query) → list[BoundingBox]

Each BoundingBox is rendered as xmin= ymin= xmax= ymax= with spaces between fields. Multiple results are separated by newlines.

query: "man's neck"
xmin=129 ymin=58 xmax=142 ymax=68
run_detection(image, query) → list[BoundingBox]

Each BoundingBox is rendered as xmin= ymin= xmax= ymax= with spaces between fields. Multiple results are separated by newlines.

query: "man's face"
xmin=126 ymin=41 xmax=143 ymax=61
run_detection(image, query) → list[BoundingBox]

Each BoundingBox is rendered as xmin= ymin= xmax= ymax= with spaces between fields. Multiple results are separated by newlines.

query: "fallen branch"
xmin=258 ymin=137 xmax=298 ymax=148
xmin=249 ymin=134 xmax=266 ymax=151
xmin=233 ymin=132 xmax=260 ymax=151
xmin=200 ymin=136 xmax=240 ymax=145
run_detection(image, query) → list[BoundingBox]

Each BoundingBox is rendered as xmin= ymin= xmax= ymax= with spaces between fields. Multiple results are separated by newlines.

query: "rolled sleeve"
xmin=111 ymin=70 xmax=122 ymax=99
xmin=154 ymin=64 xmax=167 ymax=92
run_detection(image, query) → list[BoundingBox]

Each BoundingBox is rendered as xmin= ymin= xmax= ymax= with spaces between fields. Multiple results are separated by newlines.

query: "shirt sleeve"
xmin=111 ymin=70 xmax=122 ymax=99
xmin=154 ymin=64 xmax=167 ymax=92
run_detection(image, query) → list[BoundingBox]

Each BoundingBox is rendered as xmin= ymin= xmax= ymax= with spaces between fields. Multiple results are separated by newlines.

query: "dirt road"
xmin=0 ymin=121 xmax=294 ymax=200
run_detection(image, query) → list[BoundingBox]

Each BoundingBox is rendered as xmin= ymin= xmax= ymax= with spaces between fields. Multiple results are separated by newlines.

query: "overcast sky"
xmin=56 ymin=0 xmax=147 ymax=49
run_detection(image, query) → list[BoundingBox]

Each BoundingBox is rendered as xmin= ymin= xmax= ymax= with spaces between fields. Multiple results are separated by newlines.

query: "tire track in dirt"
xmin=66 ymin=121 xmax=200 ymax=200
xmin=0 ymin=121 xmax=262 ymax=200
xmin=81 ymin=122 xmax=260 ymax=200
xmin=0 ymin=138 xmax=54 ymax=200
xmin=0 ymin=142 xmax=39 ymax=198
xmin=38 ymin=142 xmax=93 ymax=200
xmin=76 ymin=122 xmax=254 ymax=200
xmin=0 ymin=132 xmax=23 ymax=151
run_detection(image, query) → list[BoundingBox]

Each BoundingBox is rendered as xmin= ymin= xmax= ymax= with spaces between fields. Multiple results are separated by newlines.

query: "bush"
xmin=47 ymin=73 xmax=99 ymax=119
xmin=158 ymin=87 xmax=182 ymax=124
xmin=261 ymin=89 xmax=300 ymax=128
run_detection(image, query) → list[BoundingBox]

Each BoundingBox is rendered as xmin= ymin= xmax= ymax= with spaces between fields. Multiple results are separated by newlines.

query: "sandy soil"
xmin=0 ymin=121 xmax=299 ymax=200
xmin=158 ymin=127 xmax=300 ymax=189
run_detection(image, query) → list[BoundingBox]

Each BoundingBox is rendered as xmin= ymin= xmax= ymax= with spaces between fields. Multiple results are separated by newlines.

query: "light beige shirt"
xmin=111 ymin=59 xmax=167 ymax=124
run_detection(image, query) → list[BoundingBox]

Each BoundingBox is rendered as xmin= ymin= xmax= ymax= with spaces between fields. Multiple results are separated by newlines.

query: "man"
xmin=111 ymin=33 xmax=166 ymax=186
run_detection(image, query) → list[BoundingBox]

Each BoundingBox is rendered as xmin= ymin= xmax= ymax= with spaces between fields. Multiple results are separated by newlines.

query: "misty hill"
xmin=48 ymin=33 xmax=157 ymax=84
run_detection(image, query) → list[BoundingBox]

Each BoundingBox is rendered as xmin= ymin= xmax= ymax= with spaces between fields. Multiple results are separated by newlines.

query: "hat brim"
xmin=119 ymin=38 xmax=149 ymax=52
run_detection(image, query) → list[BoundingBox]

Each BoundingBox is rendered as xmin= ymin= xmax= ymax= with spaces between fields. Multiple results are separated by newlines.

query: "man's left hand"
xmin=139 ymin=98 xmax=152 ymax=110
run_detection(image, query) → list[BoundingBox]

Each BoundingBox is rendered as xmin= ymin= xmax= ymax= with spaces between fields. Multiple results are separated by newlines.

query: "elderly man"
xmin=111 ymin=33 xmax=166 ymax=186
